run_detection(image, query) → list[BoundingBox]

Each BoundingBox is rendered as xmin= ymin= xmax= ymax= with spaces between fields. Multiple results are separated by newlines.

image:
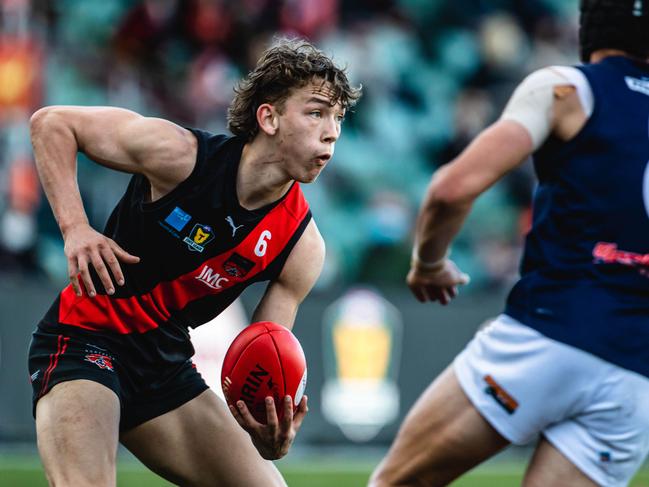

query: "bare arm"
xmin=251 ymin=219 xmax=326 ymax=329
xmin=410 ymin=68 xmax=588 ymax=306
xmin=30 ymin=106 xmax=197 ymax=296
xmin=409 ymin=120 xmax=533 ymax=304
xmin=230 ymin=219 xmax=324 ymax=459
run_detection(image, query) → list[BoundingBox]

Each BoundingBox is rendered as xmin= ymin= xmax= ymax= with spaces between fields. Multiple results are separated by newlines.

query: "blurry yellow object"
xmin=0 ymin=55 xmax=32 ymax=104
xmin=333 ymin=321 xmax=390 ymax=380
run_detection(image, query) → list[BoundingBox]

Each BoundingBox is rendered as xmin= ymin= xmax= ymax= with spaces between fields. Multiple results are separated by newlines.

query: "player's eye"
xmin=336 ymin=114 xmax=345 ymax=123
xmin=309 ymin=110 xmax=322 ymax=118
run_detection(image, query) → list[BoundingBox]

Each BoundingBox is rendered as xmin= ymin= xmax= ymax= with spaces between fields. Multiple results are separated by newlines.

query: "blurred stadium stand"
xmin=0 ymin=0 xmax=579 ymax=290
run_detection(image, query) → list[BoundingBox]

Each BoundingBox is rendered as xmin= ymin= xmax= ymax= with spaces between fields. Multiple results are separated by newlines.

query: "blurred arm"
xmin=414 ymin=65 xmax=590 ymax=268
xmin=407 ymin=120 xmax=533 ymax=305
xmin=414 ymin=120 xmax=533 ymax=264
xmin=251 ymin=220 xmax=325 ymax=329
xmin=409 ymin=68 xmax=589 ymax=305
xmin=500 ymin=66 xmax=592 ymax=150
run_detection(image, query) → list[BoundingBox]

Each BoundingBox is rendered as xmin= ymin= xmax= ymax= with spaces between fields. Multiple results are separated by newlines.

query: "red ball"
xmin=221 ymin=321 xmax=307 ymax=424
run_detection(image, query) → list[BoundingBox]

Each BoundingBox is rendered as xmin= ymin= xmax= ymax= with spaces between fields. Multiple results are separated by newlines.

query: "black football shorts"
xmin=28 ymin=321 xmax=209 ymax=431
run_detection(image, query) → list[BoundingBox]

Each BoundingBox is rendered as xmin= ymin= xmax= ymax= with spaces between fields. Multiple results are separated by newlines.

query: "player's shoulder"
xmin=291 ymin=219 xmax=325 ymax=265
xmin=275 ymin=218 xmax=325 ymax=291
xmin=518 ymin=65 xmax=589 ymax=90
xmin=186 ymin=129 xmax=245 ymax=181
xmin=188 ymin=128 xmax=236 ymax=156
xmin=301 ymin=219 xmax=325 ymax=252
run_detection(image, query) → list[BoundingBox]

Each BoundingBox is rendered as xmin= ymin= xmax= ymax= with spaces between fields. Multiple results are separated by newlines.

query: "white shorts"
xmin=454 ymin=314 xmax=649 ymax=487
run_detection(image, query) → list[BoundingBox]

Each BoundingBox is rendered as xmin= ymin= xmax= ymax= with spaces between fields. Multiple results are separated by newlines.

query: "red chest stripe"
xmin=59 ymin=184 xmax=309 ymax=334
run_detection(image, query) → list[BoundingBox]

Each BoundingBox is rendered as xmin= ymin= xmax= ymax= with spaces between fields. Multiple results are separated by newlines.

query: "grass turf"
xmin=2 ymin=458 xmax=649 ymax=486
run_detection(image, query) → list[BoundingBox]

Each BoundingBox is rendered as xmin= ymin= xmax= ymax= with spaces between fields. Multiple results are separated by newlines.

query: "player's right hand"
xmin=64 ymin=223 xmax=140 ymax=297
xmin=407 ymin=258 xmax=470 ymax=305
xmin=229 ymin=394 xmax=308 ymax=460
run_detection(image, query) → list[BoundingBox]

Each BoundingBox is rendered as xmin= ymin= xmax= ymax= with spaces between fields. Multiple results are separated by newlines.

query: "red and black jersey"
xmin=41 ymin=130 xmax=311 ymax=353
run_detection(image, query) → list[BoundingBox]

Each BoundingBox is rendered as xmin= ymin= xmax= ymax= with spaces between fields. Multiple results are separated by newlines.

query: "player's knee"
xmin=369 ymin=463 xmax=403 ymax=487
xmin=368 ymin=469 xmax=386 ymax=487
xmin=176 ymin=465 xmax=287 ymax=487
xmin=182 ymin=475 xmax=286 ymax=487
xmin=44 ymin=468 xmax=115 ymax=487
xmin=370 ymin=462 xmax=447 ymax=487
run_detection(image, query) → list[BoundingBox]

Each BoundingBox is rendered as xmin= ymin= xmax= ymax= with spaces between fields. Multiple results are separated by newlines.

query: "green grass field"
xmin=2 ymin=456 xmax=649 ymax=487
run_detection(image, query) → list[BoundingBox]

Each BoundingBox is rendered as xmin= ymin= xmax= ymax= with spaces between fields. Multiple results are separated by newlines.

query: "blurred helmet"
xmin=580 ymin=0 xmax=649 ymax=62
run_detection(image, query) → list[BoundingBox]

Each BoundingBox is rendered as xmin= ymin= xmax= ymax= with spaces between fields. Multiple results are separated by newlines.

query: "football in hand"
xmin=221 ymin=321 xmax=307 ymax=424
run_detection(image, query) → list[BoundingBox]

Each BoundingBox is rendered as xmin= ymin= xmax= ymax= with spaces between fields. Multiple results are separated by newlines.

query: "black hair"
xmin=580 ymin=0 xmax=649 ymax=62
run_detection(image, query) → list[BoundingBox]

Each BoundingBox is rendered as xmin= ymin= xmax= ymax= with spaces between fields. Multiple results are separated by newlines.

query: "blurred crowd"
xmin=0 ymin=0 xmax=578 ymax=292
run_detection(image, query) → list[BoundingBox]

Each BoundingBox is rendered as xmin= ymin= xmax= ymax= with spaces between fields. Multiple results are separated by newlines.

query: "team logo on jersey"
xmin=483 ymin=375 xmax=518 ymax=414
xmin=30 ymin=370 xmax=40 ymax=383
xmin=84 ymin=353 xmax=114 ymax=371
xmin=225 ymin=216 xmax=244 ymax=237
xmin=164 ymin=206 xmax=192 ymax=231
xmin=223 ymin=252 xmax=255 ymax=278
xmin=625 ymin=76 xmax=649 ymax=97
xmin=184 ymin=224 xmax=215 ymax=252
xmin=195 ymin=264 xmax=230 ymax=289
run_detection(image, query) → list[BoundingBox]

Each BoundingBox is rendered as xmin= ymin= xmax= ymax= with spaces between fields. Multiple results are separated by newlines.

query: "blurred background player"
xmin=27 ymin=38 xmax=360 ymax=487
xmin=371 ymin=1 xmax=649 ymax=486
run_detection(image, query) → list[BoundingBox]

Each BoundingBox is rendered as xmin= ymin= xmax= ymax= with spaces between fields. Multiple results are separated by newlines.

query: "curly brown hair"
xmin=227 ymin=37 xmax=362 ymax=141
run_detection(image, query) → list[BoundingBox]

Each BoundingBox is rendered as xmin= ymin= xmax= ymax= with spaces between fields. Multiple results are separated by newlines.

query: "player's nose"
xmin=321 ymin=116 xmax=339 ymax=144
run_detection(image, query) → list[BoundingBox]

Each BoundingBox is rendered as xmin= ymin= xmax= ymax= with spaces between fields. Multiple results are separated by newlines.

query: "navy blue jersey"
xmin=505 ymin=56 xmax=649 ymax=377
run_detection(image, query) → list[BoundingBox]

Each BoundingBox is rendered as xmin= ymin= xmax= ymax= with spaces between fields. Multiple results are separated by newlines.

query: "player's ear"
xmin=257 ymin=103 xmax=279 ymax=136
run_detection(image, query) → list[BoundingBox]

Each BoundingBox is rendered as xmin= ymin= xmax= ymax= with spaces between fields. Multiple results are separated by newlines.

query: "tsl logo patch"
xmin=184 ymin=224 xmax=215 ymax=252
xmin=85 ymin=353 xmax=114 ymax=371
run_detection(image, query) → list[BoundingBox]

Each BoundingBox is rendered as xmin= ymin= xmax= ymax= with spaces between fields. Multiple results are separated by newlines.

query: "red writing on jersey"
xmin=59 ymin=184 xmax=309 ymax=333
xmin=593 ymin=242 xmax=649 ymax=267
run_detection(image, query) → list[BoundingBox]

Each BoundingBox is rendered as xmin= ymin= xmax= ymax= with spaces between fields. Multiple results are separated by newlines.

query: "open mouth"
xmin=315 ymin=154 xmax=332 ymax=165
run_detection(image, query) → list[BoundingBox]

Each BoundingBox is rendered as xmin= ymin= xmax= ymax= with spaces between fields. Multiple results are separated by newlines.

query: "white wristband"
xmin=410 ymin=249 xmax=447 ymax=271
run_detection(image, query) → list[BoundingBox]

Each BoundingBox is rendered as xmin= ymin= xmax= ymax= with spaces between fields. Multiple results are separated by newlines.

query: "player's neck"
xmin=236 ymin=138 xmax=293 ymax=211
xmin=590 ymin=49 xmax=647 ymax=63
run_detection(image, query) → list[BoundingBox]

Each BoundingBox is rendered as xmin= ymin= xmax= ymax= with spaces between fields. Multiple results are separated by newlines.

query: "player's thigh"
xmin=120 ymin=388 xmax=286 ymax=487
xmin=370 ymin=366 xmax=509 ymax=487
xmin=523 ymin=437 xmax=599 ymax=487
xmin=539 ymin=364 xmax=649 ymax=487
xmin=36 ymin=379 xmax=121 ymax=487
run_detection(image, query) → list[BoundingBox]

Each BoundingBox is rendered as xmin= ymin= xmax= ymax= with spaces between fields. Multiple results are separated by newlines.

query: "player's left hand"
xmin=229 ymin=395 xmax=308 ymax=460
xmin=407 ymin=258 xmax=470 ymax=305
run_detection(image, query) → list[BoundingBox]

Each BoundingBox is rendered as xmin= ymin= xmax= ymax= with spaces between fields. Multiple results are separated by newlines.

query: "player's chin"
xmin=299 ymin=169 xmax=324 ymax=183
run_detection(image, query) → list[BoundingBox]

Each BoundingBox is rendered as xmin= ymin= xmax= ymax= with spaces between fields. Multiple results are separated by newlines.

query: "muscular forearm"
xmin=413 ymin=182 xmax=473 ymax=266
xmin=414 ymin=121 xmax=532 ymax=266
xmin=251 ymin=288 xmax=298 ymax=330
xmin=251 ymin=220 xmax=323 ymax=329
xmin=30 ymin=108 xmax=89 ymax=237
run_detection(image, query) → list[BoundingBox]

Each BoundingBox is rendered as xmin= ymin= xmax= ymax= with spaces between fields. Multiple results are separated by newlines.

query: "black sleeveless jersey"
xmin=41 ymin=130 xmax=312 ymax=348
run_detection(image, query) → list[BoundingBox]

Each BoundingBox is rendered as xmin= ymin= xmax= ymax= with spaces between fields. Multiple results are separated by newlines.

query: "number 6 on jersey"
xmin=255 ymin=230 xmax=272 ymax=257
